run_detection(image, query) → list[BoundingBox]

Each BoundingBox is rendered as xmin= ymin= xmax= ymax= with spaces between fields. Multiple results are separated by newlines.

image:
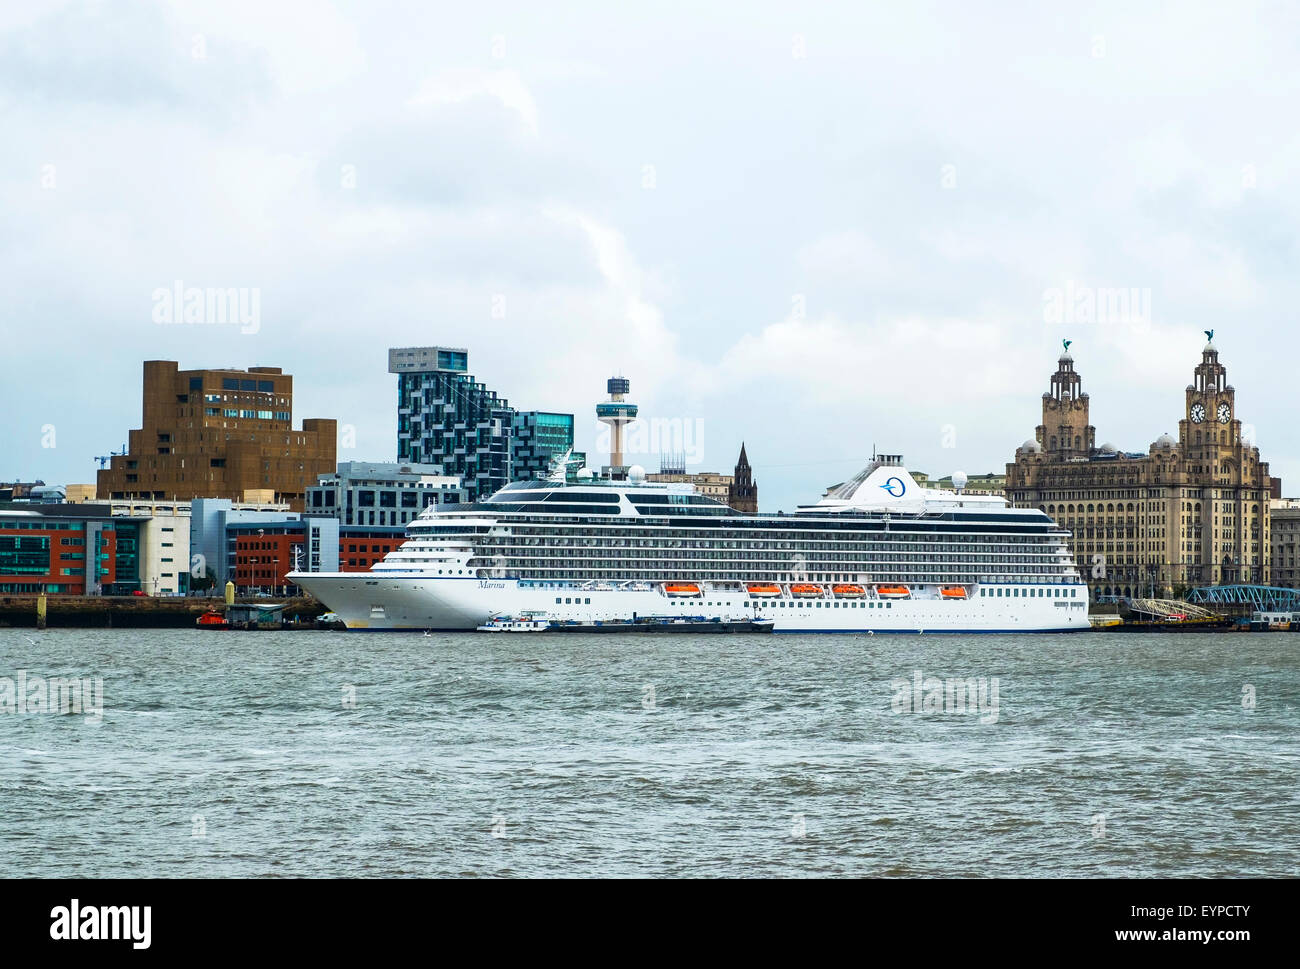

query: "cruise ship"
xmin=289 ymin=454 xmax=1090 ymax=632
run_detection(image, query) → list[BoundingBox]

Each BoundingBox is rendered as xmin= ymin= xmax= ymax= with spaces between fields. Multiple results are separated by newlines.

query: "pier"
xmin=0 ymin=595 xmax=324 ymax=628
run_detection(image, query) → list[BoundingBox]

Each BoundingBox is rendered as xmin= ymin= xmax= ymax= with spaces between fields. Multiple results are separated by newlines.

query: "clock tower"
xmin=1038 ymin=343 xmax=1095 ymax=457
xmin=1008 ymin=333 xmax=1273 ymax=598
xmin=1180 ymin=333 xmax=1238 ymax=452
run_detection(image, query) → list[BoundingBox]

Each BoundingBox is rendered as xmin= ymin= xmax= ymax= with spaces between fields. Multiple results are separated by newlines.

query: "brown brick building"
xmin=1006 ymin=338 xmax=1274 ymax=599
xmin=98 ymin=361 xmax=337 ymax=511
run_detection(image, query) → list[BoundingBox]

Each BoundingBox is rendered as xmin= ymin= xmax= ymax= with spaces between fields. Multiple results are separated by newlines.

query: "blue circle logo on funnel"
xmin=881 ymin=476 xmax=906 ymax=497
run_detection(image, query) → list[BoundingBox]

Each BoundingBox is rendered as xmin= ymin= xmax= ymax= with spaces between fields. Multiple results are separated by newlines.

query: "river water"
xmin=1 ymin=628 xmax=1295 ymax=877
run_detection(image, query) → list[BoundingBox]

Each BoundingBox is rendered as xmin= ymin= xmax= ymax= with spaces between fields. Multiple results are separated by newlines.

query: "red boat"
xmin=196 ymin=610 xmax=229 ymax=628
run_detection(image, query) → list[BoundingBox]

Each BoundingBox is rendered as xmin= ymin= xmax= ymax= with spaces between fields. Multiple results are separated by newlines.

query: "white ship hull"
xmin=291 ymin=573 xmax=1091 ymax=633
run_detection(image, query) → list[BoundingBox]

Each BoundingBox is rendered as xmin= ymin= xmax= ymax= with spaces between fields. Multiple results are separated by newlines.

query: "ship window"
xmin=585 ymin=598 xmax=591 ymax=604
xmin=887 ymin=602 xmax=892 ymax=608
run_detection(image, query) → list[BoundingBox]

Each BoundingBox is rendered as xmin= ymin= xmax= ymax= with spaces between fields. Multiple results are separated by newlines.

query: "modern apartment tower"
xmin=97 ymin=361 xmax=337 ymax=511
xmin=389 ymin=346 xmax=579 ymax=501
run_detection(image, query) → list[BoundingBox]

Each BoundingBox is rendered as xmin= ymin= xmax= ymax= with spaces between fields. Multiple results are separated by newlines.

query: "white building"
xmin=305 ymin=462 xmax=463 ymax=528
xmin=107 ymin=500 xmax=192 ymax=595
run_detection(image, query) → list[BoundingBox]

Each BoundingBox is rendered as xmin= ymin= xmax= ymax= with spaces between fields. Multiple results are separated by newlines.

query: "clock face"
xmin=1191 ymin=403 xmax=1205 ymax=423
xmin=1217 ymin=402 xmax=1230 ymax=423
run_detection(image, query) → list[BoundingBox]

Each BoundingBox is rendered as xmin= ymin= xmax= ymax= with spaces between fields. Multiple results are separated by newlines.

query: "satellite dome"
xmin=577 ymin=467 xmax=595 ymax=479
xmin=951 ymin=471 xmax=968 ymax=492
xmin=627 ymin=464 xmax=646 ymax=483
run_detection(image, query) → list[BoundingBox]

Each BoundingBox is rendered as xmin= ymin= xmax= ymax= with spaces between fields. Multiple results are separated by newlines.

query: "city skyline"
xmin=5 ymin=332 xmax=1287 ymax=512
xmin=5 ymin=1 xmax=1299 ymax=512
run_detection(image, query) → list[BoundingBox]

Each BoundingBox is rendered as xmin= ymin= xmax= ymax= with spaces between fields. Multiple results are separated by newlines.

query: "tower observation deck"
xmin=597 ymin=377 xmax=638 ymax=475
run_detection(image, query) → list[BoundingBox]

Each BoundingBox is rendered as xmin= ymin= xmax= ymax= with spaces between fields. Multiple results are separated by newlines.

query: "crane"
xmin=94 ymin=445 xmax=128 ymax=468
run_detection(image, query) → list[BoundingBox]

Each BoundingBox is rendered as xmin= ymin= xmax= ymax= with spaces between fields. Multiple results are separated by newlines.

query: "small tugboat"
xmin=195 ymin=610 xmax=229 ymax=628
xmin=477 ymin=611 xmax=552 ymax=632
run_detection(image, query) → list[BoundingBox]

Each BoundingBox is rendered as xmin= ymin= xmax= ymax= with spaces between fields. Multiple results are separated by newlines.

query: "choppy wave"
xmin=0 ymin=627 xmax=1296 ymax=877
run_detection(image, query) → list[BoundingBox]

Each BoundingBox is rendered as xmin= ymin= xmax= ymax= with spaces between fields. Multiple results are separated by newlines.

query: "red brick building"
xmin=230 ymin=526 xmax=406 ymax=593
xmin=0 ymin=505 xmax=144 ymax=595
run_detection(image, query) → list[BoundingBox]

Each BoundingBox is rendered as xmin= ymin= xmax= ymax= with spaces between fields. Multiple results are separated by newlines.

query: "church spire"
xmin=728 ymin=443 xmax=758 ymax=513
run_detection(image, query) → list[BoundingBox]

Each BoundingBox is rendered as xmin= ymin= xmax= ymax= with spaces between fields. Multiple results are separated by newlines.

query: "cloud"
xmin=3 ymin=0 xmax=1299 ymax=504
xmin=408 ymin=69 xmax=540 ymax=136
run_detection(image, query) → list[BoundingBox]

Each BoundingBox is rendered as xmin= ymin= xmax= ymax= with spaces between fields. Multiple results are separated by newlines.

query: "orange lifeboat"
xmin=940 ymin=586 xmax=968 ymax=599
xmin=875 ymin=585 xmax=911 ymax=599
xmin=664 ymin=583 xmax=702 ymax=598
xmin=832 ymin=584 xmax=866 ymax=598
xmin=790 ymin=584 xmax=824 ymax=598
xmin=196 ymin=610 xmax=229 ymax=628
xmin=747 ymin=584 xmax=782 ymax=598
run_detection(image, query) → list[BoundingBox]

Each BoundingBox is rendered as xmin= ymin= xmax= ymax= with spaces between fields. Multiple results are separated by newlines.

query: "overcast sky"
xmin=4 ymin=0 xmax=1298 ymax=510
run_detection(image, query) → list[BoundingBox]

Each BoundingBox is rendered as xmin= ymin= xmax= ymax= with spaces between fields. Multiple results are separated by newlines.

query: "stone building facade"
xmin=1006 ymin=339 xmax=1273 ymax=599
xmin=645 ymin=445 xmax=759 ymax=512
xmin=1270 ymin=500 xmax=1300 ymax=590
